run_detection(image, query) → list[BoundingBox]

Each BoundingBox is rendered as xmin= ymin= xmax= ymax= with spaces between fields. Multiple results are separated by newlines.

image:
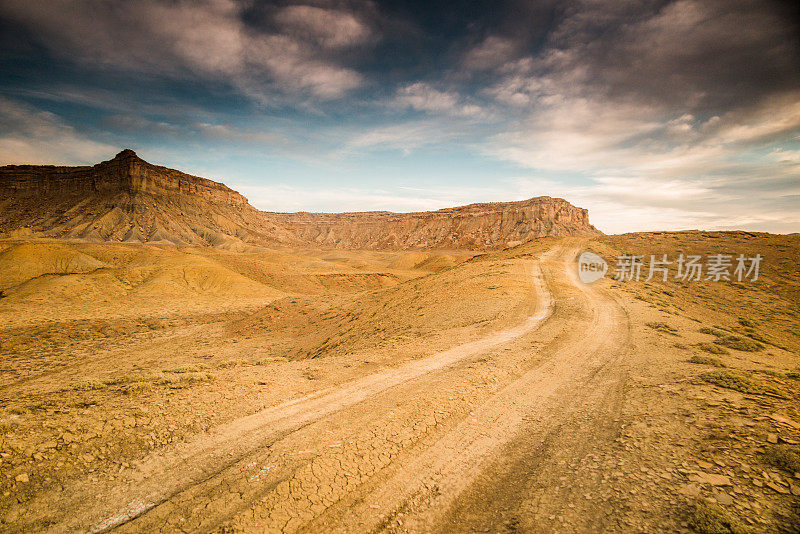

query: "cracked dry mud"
xmin=1 ymin=235 xmax=799 ymax=533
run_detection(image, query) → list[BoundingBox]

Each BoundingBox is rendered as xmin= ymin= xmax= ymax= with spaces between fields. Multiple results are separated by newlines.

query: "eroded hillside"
xmin=0 ymin=150 xmax=600 ymax=250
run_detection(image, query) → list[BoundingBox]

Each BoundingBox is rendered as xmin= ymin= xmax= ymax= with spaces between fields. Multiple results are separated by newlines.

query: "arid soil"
xmin=0 ymin=233 xmax=798 ymax=533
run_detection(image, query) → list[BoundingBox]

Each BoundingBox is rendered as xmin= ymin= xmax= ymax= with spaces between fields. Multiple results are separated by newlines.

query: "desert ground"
xmin=0 ymin=232 xmax=798 ymax=533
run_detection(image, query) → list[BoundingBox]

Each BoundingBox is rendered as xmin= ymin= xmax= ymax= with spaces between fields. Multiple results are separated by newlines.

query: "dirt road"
xmin=14 ymin=244 xmax=632 ymax=533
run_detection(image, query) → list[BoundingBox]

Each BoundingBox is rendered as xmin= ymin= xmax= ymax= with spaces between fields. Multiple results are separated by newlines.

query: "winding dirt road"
xmin=17 ymin=245 xmax=632 ymax=533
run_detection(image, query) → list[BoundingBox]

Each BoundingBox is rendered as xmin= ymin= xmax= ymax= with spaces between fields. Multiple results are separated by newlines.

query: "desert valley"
xmin=0 ymin=151 xmax=798 ymax=533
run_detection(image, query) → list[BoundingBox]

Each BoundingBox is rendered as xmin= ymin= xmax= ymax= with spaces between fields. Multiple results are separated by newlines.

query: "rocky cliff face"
xmin=0 ymin=150 xmax=600 ymax=249
xmin=0 ymin=150 xmax=276 ymax=248
xmin=0 ymin=149 xmax=249 ymax=207
xmin=271 ymin=197 xmax=595 ymax=249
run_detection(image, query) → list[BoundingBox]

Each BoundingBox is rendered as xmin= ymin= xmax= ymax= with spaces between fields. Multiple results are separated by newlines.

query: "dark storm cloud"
xmin=2 ymin=0 xmax=795 ymax=112
xmin=539 ymin=0 xmax=800 ymax=113
xmin=0 ymin=0 xmax=377 ymax=101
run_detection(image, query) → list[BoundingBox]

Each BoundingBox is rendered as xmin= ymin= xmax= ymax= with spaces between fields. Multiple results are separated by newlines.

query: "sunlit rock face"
xmin=0 ymin=150 xmax=600 ymax=249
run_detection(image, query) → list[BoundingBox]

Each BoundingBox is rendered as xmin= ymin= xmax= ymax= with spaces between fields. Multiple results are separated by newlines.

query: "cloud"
xmin=344 ymin=120 xmax=456 ymax=153
xmin=394 ymin=82 xmax=482 ymax=117
xmin=0 ymin=97 xmax=116 ymax=165
xmin=0 ymin=0 xmax=373 ymax=100
xmin=273 ymin=4 xmax=372 ymax=48
xmin=236 ymin=183 xmax=456 ymax=213
xmin=462 ymin=36 xmax=517 ymax=71
xmin=1 ymin=0 xmax=797 ymax=233
xmin=468 ymin=0 xmax=800 ymax=233
xmin=539 ymin=0 xmax=800 ymax=111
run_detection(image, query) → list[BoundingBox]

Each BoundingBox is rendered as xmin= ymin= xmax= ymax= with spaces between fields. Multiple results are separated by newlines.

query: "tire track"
xmin=291 ymin=247 xmax=629 ymax=533
xmin=11 ymin=257 xmax=554 ymax=533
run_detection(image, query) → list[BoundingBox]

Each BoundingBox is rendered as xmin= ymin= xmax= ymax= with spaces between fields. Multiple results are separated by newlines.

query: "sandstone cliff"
xmin=0 ymin=150 xmax=600 ymax=249
xmin=271 ymin=197 xmax=595 ymax=249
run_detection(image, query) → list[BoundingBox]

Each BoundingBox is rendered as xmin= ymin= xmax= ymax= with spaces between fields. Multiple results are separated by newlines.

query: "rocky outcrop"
xmin=0 ymin=150 xmax=274 ymax=248
xmin=0 ymin=149 xmax=249 ymax=207
xmin=271 ymin=197 xmax=596 ymax=249
xmin=0 ymin=150 xmax=600 ymax=249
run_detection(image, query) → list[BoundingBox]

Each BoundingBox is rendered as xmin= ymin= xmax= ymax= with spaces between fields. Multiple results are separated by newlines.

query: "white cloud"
xmin=235 ymin=183 xmax=454 ymax=214
xmin=0 ymin=0 xmax=370 ymax=100
xmin=463 ymin=36 xmax=517 ymax=70
xmin=274 ymin=5 xmax=372 ymax=48
xmin=394 ymin=82 xmax=483 ymax=117
xmin=343 ymin=119 xmax=465 ymax=153
xmin=0 ymin=97 xmax=116 ymax=165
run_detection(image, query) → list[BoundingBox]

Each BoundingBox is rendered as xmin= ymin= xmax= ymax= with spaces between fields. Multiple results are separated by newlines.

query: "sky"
xmin=0 ymin=0 xmax=798 ymax=234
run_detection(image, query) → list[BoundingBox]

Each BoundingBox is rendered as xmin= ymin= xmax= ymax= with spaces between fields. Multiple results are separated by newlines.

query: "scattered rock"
xmin=765 ymin=481 xmax=789 ymax=494
xmin=689 ymin=472 xmax=731 ymax=486
xmin=714 ymin=492 xmax=734 ymax=506
xmin=767 ymin=433 xmax=778 ymax=444
xmin=769 ymin=414 xmax=800 ymax=429
xmin=679 ymin=483 xmax=701 ymax=497
xmin=15 ymin=473 xmax=29 ymax=483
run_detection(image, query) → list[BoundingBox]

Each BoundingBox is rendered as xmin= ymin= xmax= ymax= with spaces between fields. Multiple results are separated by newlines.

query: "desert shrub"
xmin=697 ymin=343 xmax=729 ymax=355
xmin=646 ymin=322 xmax=678 ymax=335
xmin=302 ymin=369 xmax=323 ymax=380
xmin=687 ymin=500 xmax=750 ymax=534
xmin=253 ymin=356 xmax=287 ymax=365
xmin=103 ymin=374 xmax=149 ymax=386
xmin=763 ymin=444 xmax=800 ymax=474
xmin=699 ymin=327 xmax=726 ymax=338
xmin=216 ymin=359 xmax=247 ymax=369
xmin=701 ymin=370 xmax=781 ymax=397
xmin=155 ymin=372 xmax=214 ymax=387
xmin=714 ymin=335 xmax=763 ymax=352
xmin=164 ymin=364 xmax=205 ymax=374
xmin=786 ymin=371 xmax=800 ymax=380
xmin=743 ymin=331 xmax=767 ymax=343
xmin=122 ymin=382 xmax=151 ymax=395
xmin=68 ymin=379 xmax=106 ymax=391
xmin=689 ymin=355 xmax=725 ymax=367
xmin=738 ymin=317 xmax=754 ymax=328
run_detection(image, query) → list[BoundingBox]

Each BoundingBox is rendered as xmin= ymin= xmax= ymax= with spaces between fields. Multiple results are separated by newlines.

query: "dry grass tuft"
xmin=689 ymin=355 xmax=726 ymax=367
xmin=646 ymin=322 xmax=678 ymax=335
xmin=216 ymin=359 xmax=247 ymax=369
xmin=714 ymin=335 xmax=763 ymax=352
xmin=700 ymin=369 xmax=781 ymax=397
xmin=164 ymin=364 xmax=206 ymax=374
xmin=697 ymin=343 xmax=729 ymax=355
xmin=155 ymin=372 xmax=214 ymax=387
xmin=763 ymin=444 xmax=800 ymax=474
xmin=687 ymin=500 xmax=751 ymax=534
xmin=253 ymin=356 xmax=287 ymax=365
xmin=122 ymin=382 xmax=151 ymax=395
xmin=699 ymin=327 xmax=727 ymax=338
xmin=68 ymin=379 xmax=107 ymax=391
